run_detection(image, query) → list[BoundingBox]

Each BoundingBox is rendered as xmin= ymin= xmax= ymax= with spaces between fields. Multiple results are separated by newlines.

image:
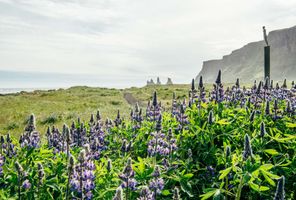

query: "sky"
xmin=0 ymin=0 xmax=296 ymax=88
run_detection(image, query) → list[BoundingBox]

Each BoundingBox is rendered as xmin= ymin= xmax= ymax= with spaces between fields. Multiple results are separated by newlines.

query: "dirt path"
xmin=123 ymin=92 xmax=142 ymax=106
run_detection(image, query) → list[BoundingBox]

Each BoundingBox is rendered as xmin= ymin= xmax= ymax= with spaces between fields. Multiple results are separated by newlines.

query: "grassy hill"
xmin=0 ymin=84 xmax=191 ymax=137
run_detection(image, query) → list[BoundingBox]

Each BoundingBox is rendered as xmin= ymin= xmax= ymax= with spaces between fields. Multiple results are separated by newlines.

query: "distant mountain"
xmin=196 ymin=25 xmax=296 ymax=83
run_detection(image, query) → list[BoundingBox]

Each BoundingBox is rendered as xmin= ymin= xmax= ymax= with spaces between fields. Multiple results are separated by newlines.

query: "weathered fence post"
xmin=263 ymin=26 xmax=270 ymax=82
xmin=264 ymin=46 xmax=270 ymax=80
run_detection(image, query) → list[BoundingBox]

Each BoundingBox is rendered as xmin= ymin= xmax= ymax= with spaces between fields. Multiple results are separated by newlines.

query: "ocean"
xmin=0 ymin=88 xmax=58 ymax=94
xmin=0 ymin=70 xmax=146 ymax=93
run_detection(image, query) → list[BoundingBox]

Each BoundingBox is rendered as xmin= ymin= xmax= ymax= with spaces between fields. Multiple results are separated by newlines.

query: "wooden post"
xmin=264 ymin=45 xmax=270 ymax=81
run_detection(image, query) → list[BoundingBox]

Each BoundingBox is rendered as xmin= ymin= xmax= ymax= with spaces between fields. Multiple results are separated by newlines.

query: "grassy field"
xmin=0 ymin=84 xmax=191 ymax=137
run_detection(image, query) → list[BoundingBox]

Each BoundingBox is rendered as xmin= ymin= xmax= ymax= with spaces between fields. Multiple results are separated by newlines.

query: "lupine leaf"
xmin=219 ymin=167 xmax=232 ymax=180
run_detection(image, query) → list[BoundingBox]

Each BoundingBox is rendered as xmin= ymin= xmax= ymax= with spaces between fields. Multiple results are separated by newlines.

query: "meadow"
xmin=0 ymin=84 xmax=190 ymax=138
xmin=0 ymin=72 xmax=295 ymax=199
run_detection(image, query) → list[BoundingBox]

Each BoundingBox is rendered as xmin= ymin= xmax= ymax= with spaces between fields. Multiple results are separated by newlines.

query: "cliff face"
xmin=196 ymin=25 xmax=296 ymax=83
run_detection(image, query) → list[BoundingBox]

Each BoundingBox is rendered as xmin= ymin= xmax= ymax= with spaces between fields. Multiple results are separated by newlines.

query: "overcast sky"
xmin=0 ymin=0 xmax=296 ymax=87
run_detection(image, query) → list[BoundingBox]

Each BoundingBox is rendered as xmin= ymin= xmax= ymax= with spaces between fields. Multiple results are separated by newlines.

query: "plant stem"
xmin=18 ymin=172 xmax=21 ymax=200
xmin=80 ymin=161 xmax=83 ymax=200
xmin=126 ymin=178 xmax=129 ymax=200
xmin=66 ymin=169 xmax=71 ymax=200
xmin=235 ymin=176 xmax=243 ymax=200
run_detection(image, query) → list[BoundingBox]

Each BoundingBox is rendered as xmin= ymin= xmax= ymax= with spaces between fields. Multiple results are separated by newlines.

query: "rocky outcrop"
xmin=166 ymin=78 xmax=173 ymax=85
xmin=146 ymin=79 xmax=155 ymax=86
xmin=196 ymin=25 xmax=296 ymax=83
xmin=156 ymin=77 xmax=161 ymax=85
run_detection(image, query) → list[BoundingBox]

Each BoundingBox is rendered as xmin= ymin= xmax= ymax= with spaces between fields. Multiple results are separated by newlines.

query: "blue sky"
xmin=0 ymin=0 xmax=296 ymax=87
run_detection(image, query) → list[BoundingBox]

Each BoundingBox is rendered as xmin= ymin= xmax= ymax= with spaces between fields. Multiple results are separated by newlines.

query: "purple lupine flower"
xmin=131 ymin=103 xmax=143 ymax=131
xmin=282 ymin=79 xmax=287 ymax=89
xmin=0 ymin=154 xmax=4 ymax=176
xmin=149 ymin=165 xmax=164 ymax=198
xmin=174 ymin=99 xmax=190 ymax=131
xmin=189 ymin=78 xmax=198 ymax=105
xmin=249 ymin=110 xmax=255 ymax=122
xmin=119 ymin=158 xmax=137 ymax=191
xmin=259 ymin=122 xmax=266 ymax=137
xmin=70 ymin=149 xmax=95 ymax=199
xmin=85 ymin=191 xmax=93 ymax=200
xmin=47 ymin=124 xmax=69 ymax=155
xmin=107 ymin=158 xmax=112 ymax=172
xmin=243 ymin=134 xmax=253 ymax=160
xmin=89 ymin=114 xmax=95 ymax=126
xmin=96 ymin=109 xmax=102 ymax=122
xmin=70 ymin=178 xmax=80 ymax=191
xmin=121 ymin=139 xmax=128 ymax=153
xmin=25 ymin=114 xmax=36 ymax=132
xmin=22 ymin=179 xmax=31 ymax=190
xmin=148 ymin=118 xmax=177 ymax=158
xmin=286 ymin=100 xmax=291 ymax=113
xmin=1 ymin=134 xmax=16 ymax=158
xmin=215 ymin=70 xmax=222 ymax=85
xmin=84 ymin=179 xmax=95 ymax=191
xmin=146 ymin=91 xmax=162 ymax=121
xmin=265 ymin=101 xmax=270 ymax=115
xmin=137 ymin=186 xmax=154 ymax=200
xmin=20 ymin=114 xmax=40 ymax=149
xmin=149 ymin=177 xmax=164 ymax=195
xmin=152 ymin=166 xmax=161 ymax=177
xmin=66 ymin=155 xmax=75 ymax=199
xmin=37 ymin=163 xmax=44 ymax=186
xmin=198 ymin=76 xmax=207 ymax=103
xmin=114 ymin=110 xmax=122 ymax=126
xmin=208 ymin=110 xmax=214 ymax=125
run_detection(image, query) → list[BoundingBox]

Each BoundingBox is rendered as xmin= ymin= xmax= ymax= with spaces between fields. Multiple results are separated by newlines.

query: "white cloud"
xmin=0 ymin=0 xmax=295 ymax=87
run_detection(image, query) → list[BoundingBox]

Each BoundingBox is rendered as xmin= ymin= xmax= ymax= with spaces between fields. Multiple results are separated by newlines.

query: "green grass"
xmin=0 ymin=85 xmax=191 ymax=137
xmin=0 ymin=83 xmax=251 ymax=138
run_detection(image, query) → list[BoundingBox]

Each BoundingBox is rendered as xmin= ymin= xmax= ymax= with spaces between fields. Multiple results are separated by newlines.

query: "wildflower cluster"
xmin=147 ymin=116 xmax=177 ymax=157
xmin=19 ymin=114 xmax=41 ymax=148
xmin=210 ymin=70 xmax=225 ymax=102
xmin=1 ymin=134 xmax=16 ymax=158
xmin=46 ymin=125 xmax=69 ymax=154
xmin=146 ymin=91 xmax=162 ymax=121
xmin=131 ymin=103 xmax=143 ymax=131
xmin=70 ymin=149 xmax=96 ymax=199
xmin=118 ymin=158 xmax=137 ymax=191
xmin=149 ymin=166 xmax=164 ymax=198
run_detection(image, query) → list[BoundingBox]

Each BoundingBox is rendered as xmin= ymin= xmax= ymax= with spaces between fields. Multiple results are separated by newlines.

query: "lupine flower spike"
xmin=137 ymin=186 xmax=153 ymax=200
xmin=149 ymin=165 xmax=164 ymax=199
xmin=274 ymin=176 xmax=285 ymax=200
xmin=107 ymin=158 xmax=112 ymax=172
xmin=260 ymin=122 xmax=266 ymax=137
xmin=243 ymin=134 xmax=253 ymax=160
xmin=208 ymin=110 xmax=214 ymax=125
xmin=119 ymin=158 xmax=137 ymax=199
xmin=113 ymin=187 xmax=123 ymax=200
xmin=265 ymin=101 xmax=270 ymax=115
xmin=66 ymin=156 xmax=74 ymax=200
xmin=173 ymin=187 xmax=181 ymax=200
xmin=215 ymin=70 xmax=221 ymax=85
xmin=199 ymin=76 xmax=203 ymax=89
xmin=15 ymin=161 xmax=24 ymax=199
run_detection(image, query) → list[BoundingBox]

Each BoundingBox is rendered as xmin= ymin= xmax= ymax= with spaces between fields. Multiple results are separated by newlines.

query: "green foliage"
xmin=0 ymin=84 xmax=295 ymax=199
